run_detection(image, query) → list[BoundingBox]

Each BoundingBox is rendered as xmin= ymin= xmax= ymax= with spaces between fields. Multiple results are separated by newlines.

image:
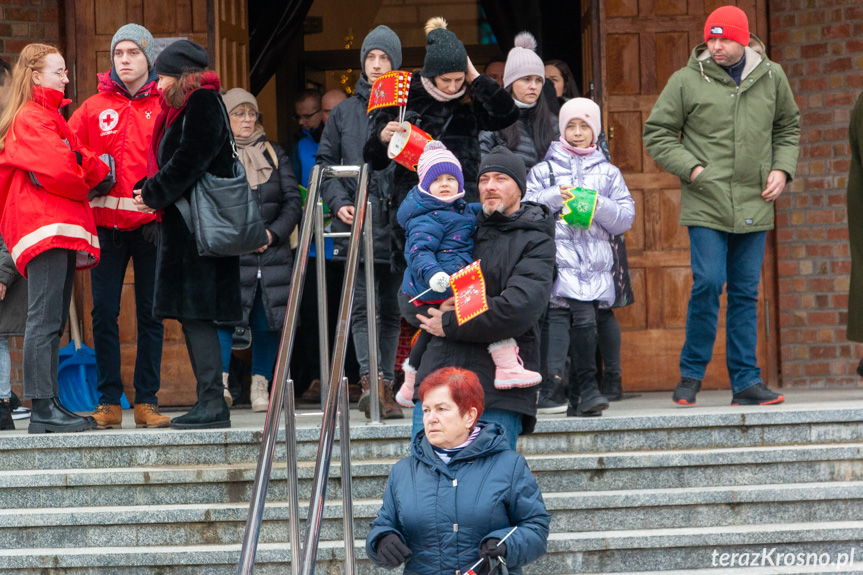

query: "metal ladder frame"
xmin=237 ymin=163 xmax=379 ymax=575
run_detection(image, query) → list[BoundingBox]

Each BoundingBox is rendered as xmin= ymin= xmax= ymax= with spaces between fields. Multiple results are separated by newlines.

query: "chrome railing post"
xmin=339 ymin=376 xmax=356 ymax=574
xmin=315 ymin=201 xmax=330 ymax=409
xmin=298 ymin=164 xmax=370 ymax=575
xmin=364 ymin=200 xmax=382 ymax=425
xmin=237 ymin=164 xmax=324 ymax=575
xmin=283 ymin=375 xmax=301 ymax=575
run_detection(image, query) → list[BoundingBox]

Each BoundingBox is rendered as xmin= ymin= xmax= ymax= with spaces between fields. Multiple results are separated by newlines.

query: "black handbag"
xmin=175 ymin=98 xmax=269 ymax=257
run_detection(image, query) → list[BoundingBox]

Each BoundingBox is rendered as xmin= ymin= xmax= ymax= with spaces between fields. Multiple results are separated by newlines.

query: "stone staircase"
xmin=3 ymin=396 xmax=863 ymax=574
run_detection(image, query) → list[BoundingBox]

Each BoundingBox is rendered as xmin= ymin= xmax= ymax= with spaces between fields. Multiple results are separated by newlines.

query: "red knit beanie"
xmin=704 ymin=5 xmax=750 ymax=46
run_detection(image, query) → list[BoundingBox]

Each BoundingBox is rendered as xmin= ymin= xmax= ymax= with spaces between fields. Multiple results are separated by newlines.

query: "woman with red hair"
xmin=366 ymin=367 xmax=550 ymax=574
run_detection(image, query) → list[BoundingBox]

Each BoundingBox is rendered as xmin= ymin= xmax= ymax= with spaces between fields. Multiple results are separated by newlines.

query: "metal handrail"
xmin=237 ymin=164 xmax=371 ymax=575
xmin=299 ymin=164 xmax=370 ymax=575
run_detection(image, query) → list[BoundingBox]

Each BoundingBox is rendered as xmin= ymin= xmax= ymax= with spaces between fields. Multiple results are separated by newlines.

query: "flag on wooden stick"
xmin=367 ymin=71 xmax=412 ymax=115
xmin=451 ymin=260 xmax=488 ymax=326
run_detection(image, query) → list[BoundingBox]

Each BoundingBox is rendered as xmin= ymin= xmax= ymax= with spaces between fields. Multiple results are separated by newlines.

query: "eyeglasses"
xmin=293 ymin=108 xmax=321 ymax=121
xmin=46 ymin=70 xmax=69 ymax=79
xmin=230 ymin=111 xmax=259 ymax=120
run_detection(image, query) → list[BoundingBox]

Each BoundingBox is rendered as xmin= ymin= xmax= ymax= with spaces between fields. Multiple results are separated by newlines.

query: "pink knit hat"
xmin=502 ymin=32 xmax=545 ymax=89
xmin=417 ymin=140 xmax=464 ymax=196
xmin=559 ymin=98 xmax=602 ymax=146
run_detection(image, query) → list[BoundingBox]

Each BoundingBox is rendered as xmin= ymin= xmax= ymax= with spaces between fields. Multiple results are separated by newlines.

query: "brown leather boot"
xmin=357 ymin=373 xmax=372 ymax=418
xmin=134 ymin=403 xmax=170 ymax=428
xmin=91 ymin=404 xmax=122 ymax=429
xmin=380 ymin=377 xmax=405 ymax=420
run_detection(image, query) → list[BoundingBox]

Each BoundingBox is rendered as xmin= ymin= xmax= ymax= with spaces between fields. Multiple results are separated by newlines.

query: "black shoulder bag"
xmin=175 ymin=98 xmax=269 ymax=257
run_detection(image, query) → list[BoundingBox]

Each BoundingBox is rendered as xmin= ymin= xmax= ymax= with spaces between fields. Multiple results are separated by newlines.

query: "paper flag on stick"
xmin=367 ymin=71 xmax=412 ymax=114
xmin=451 ymin=260 xmax=489 ymax=326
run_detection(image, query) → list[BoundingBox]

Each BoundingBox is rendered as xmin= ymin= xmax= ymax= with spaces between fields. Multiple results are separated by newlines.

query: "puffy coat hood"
xmin=410 ymin=420 xmax=510 ymax=471
xmin=481 ymin=200 xmax=556 ymax=238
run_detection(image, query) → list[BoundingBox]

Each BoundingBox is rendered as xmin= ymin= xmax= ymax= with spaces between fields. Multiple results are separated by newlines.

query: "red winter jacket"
xmin=0 ymin=86 xmax=109 ymax=277
xmin=69 ymin=70 xmax=159 ymax=230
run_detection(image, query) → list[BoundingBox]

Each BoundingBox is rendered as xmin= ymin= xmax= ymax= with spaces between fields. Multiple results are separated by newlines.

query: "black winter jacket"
xmin=140 ymin=88 xmax=241 ymax=322
xmin=364 ymin=73 xmax=518 ymax=271
xmin=478 ymin=105 xmax=559 ymax=171
xmin=232 ymin=139 xmax=302 ymax=330
xmin=317 ymin=77 xmax=395 ymax=265
xmin=413 ymin=203 xmax=556 ymax=434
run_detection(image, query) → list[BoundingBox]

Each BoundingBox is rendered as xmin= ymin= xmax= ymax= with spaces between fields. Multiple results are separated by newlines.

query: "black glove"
xmin=74 ymin=150 xmax=83 ymax=166
xmin=141 ymin=221 xmax=159 ymax=245
xmin=479 ymin=538 xmax=506 ymax=560
xmin=377 ymin=533 xmax=411 ymax=567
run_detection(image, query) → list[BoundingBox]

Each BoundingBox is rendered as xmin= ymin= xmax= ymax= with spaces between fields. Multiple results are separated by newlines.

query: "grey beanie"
xmin=111 ymin=24 xmax=156 ymax=69
xmin=478 ymin=145 xmax=527 ymax=197
xmin=360 ymin=25 xmax=402 ymax=72
xmin=421 ymin=18 xmax=467 ymax=79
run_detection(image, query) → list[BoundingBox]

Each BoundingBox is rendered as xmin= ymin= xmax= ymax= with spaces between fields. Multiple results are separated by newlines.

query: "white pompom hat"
xmin=503 ymin=32 xmax=545 ymax=88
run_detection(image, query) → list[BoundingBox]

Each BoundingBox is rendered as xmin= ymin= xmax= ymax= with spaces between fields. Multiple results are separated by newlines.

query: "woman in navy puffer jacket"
xmin=366 ymin=367 xmax=550 ymax=574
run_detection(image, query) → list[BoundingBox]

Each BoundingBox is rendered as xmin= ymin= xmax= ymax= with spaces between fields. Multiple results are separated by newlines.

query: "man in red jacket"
xmin=69 ymin=24 xmax=168 ymax=429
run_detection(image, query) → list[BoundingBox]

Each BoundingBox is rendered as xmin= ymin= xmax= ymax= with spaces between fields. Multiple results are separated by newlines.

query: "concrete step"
xmin=4 ymin=443 xmax=863 ymax=509
xmin=5 ymin=481 xmax=863 ymax=550
xmin=4 ymin=521 xmax=863 ymax=573
xmin=4 ymin=406 xmax=863 ymax=471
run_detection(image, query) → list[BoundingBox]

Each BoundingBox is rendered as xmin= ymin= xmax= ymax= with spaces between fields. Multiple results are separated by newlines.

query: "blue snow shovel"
xmin=58 ymin=292 xmax=130 ymax=411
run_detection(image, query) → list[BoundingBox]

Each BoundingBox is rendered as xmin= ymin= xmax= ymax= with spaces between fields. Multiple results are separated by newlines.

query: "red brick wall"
xmin=769 ymin=0 xmax=863 ymax=387
xmin=0 ymin=0 xmax=61 ymax=394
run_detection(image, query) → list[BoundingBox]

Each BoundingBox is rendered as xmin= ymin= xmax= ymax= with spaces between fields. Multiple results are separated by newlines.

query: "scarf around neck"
xmin=432 ymin=425 xmax=482 ymax=464
xmin=235 ymin=128 xmax=273 ymax=189
xmin=559 ymin=136 xmax=596 ymax=156
xmin=421 ymin=75 xmax=467 ymax=103
xmin=514 ymin=97 xmax=537 ymax=109
xmin=147 ymin=71 xmax=222 ymax=178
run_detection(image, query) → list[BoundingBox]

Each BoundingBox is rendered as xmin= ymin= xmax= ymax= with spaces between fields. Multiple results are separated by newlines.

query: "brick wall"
xmin=0 ymin=0 xmax=60 ymax=394
xmin=0 ymin=1 xmax=60 ymax=62
xmin=769 ymin=0 xmax=863 ymax=387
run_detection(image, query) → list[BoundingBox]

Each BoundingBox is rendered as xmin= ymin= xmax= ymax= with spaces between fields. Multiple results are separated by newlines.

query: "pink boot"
xmin=488 ymin=339 xmax=542 ymax=389
xmin=396 ymin=359 xmax=416 ymax=407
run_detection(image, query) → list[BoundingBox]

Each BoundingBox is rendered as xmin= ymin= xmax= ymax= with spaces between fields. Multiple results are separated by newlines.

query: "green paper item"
xmin=560 ymin=187 xmax=598 ymax=229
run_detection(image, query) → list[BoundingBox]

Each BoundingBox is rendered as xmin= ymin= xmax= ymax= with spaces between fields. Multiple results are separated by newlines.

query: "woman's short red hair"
xmin=417 ymin=367 xmax=484 ymax=420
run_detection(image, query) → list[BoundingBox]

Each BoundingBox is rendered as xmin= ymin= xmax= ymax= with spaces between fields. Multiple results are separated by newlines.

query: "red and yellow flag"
xmin=367 ymin=71 xmax=412 ymax=114
xmin=451 ymin=260 xmax=489 ymax=326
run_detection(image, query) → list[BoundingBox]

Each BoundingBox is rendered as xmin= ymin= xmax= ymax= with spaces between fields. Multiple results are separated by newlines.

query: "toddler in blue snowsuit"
xmin=395 ymin=141 xmax=540 ymax=407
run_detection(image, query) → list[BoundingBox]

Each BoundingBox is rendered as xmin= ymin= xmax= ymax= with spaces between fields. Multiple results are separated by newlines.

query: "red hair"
xmin=417 ymin=367 xmax=484 ymax=420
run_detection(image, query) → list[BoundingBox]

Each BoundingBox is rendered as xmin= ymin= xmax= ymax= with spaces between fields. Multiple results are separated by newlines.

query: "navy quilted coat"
xmin=396 ymin=186 xmax=479 ymax=299
xmin=366 ymin=421 xmax=550 ymax=574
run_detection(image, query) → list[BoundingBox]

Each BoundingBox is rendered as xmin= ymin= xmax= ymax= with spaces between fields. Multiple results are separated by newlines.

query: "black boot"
xmin=570 ymin=326 xmax=609 ymax=416
xmin=9 ymin=391 xmax=21 ymax=411
xmin=170 ymin=397 xmax=231 ymax=429
xmin=0 ymin=399 xmax=14 ymax=430
xmin=28 ymin=397 xmax=95 ymax=434
xmin=601 ymin=373 xmax=623 ymax=402
xmin=537 ymin=375 xmax=567 ymax=414
xmin=52 ymin=398 xmax=97 ymax=428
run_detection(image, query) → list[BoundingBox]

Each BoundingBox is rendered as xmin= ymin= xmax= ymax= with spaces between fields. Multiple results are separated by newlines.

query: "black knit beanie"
xmin=153 ymin=40 xmax=209 ymax=77
xmin=421 ymin=17 xmax=467 ymax=78
xmin=478 ymin=146 xmax=528 ymax=197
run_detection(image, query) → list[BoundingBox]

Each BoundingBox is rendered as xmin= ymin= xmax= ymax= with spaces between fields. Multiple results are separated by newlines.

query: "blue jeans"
xmin=91 ymin=227 xmax=163 ymax=405
xmin=218 ymin=285 xmax=281 ymax=382
xmin=680 ymin=227 xmax=766 ymax=394
xmin=0 ymin=336 xmax=10 ymax=399
xmin=411 ymin=402 xmax=522 ymax=451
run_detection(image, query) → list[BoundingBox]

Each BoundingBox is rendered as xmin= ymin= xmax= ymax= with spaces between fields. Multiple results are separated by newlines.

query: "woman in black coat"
xmin=364 ymin=17 xmax=518 ymax=272
xmin=479 ymin=32 xmax=559 ymax=171
xmin=216 ymin=88 xmax=302 ymax=412
xmin=133 ymin=40 xmax=240 ymax=429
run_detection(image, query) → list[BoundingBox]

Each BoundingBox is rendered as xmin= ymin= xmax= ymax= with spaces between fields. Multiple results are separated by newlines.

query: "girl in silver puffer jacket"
xmin=525 ymin=98 xmax=634 ymax=417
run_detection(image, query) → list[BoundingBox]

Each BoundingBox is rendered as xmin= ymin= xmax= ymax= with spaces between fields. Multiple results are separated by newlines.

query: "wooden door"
xmin=65 ymin=0 xmax=247 ymax=406
xmin=214 ymin=0 xmax=250 ymax=91
xmin=594 ymin=0 xmax=777 ymax=391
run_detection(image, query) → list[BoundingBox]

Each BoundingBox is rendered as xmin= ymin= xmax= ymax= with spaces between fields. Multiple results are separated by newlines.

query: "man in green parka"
xmin=643 ymin=5 xmax=799 ymax=407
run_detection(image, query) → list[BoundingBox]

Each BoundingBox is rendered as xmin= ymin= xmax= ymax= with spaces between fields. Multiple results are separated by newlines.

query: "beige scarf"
xmin=234 ymin=127 xmax=273 ymax=189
